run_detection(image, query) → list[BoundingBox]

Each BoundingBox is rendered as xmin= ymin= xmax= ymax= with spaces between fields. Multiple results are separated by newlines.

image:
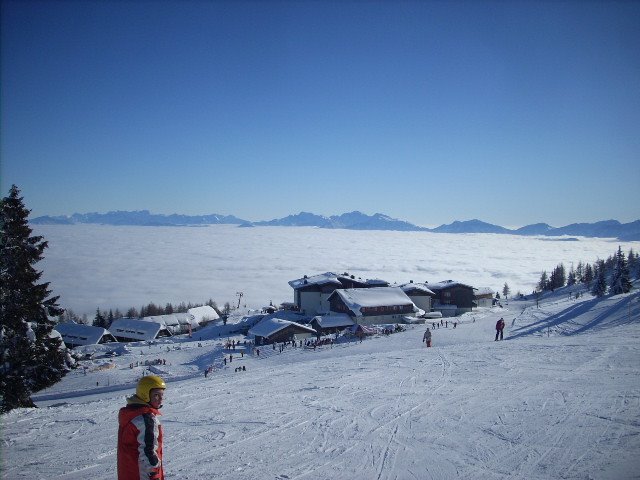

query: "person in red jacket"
xmin=495 ymin=318 xmax=505 ymax=341
xmin=118 ymin=375 xmax=166 ymax=480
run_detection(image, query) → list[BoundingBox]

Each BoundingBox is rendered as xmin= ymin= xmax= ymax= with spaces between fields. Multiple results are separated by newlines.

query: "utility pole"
xmin=236 ymin=292 xmax=244 ymax=310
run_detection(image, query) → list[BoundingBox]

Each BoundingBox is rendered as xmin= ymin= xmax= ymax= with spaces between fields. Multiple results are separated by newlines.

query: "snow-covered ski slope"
xmin=3 ymin=288 xmax=640 ymax=480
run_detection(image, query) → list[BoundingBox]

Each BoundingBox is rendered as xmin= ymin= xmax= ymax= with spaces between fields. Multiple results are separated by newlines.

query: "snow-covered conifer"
xmin=583 ymin=263 xmax=594 ymax=286
xmin=575 ymin=261 xmax=584 ymax=284
xmin=93 ymin=308 xmax=107 ymax=329
xmin=538 ymin=271 xmax=549 ymax=291
xmin=610 ymin=246 xmax=632 ymax=295
xmin=502 ymin=282 xmax=510 ymax=300
xmin=550 ymin=263 xmax=566 ymax=290
xmin=592 ymin=260 xmax=607 ymax=297
xmin=0 ymin=185 xmax=67 ymax=412
xmin=628 ymin=248 xmax=639 ymax=280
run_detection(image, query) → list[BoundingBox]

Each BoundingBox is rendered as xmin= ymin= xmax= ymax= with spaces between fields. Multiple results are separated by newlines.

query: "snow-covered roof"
xmin=398 ymin=282 xmax=435 ymax=295
xmin=366 ymin=278 xmax=389 ymax=286
xmin=474 ymin=287 xmax=495 ymax=296
xmin=109 ymin=318 xmax=168 ymax=341
xmin=288 ymin=272 xmax=343 ymax=290
xmin=142 ymin=313 xmax=199 ymax=329
xmin=330 ymin=287 xmax=417 ymax=316
xmin=248 ymin=317 xmax=316 ymax=338
xmin=54 ymin=323 xmax=114 ymax=346
xmin=289 ymin=272 xmax=389 ymax=290
xmin=311 ymin=313 xmax=355 ymax=328
xmin=187 ymin=305 xmax=220 ymax=323
xmin=426 ymin=280 xmax=475 ymax=291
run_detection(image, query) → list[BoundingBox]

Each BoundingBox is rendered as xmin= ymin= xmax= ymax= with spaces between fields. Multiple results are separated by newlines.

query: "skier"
xmin=495 ymin=318 xmax=505 ymax=341
xmin=423 ymin=328 xmax=432 ymax=347
xmin=118 ymin=375 xmax=166 ymax=480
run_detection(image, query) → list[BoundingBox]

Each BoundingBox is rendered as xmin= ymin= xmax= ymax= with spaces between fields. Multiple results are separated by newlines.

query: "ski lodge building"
xmin=474 ymin=287 xmax=496 ymax=308
xmin=187 ymin=305 xmax=220 ymax=325
xmin=427 ymin=280 xmax=476 ymax=317
xmin=327 ymin=286 xmax=423 ymax=326
xmin=310 ymin=313 xmax=355 ymax=336
xmin=288 ymin=272 xmax=389 ymax=317
xmin=398 ymin=281 xmax=436 ymax=313
xmin=109 ymin=318 xmax=173 ymax=342
xmin=53 ymin=323 xmax=117 ymax=349
xmin=248 ymin=317 xmax=317 ymax=345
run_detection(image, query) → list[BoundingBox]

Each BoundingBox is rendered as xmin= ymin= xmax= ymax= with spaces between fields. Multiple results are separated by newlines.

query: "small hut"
xmin=310 ymin=313 xmax=355 ymax=336
xmin=248 ymin=317 xmax=316 ymax=345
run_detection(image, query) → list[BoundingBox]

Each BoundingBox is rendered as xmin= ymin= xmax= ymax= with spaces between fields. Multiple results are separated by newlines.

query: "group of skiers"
xmin=118 ymin=317 xmax=509 ymax=479
xmin=422 ymin=317 xmax=507 ymax=348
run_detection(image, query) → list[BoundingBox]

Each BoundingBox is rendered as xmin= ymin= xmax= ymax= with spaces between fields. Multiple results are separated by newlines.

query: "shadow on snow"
xmin=508 ymin=292 xmax=639 ymax=340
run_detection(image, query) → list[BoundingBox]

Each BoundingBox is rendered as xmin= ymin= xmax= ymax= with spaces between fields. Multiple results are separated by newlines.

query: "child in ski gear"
xmin=118 ymin=375 xmax=166 ymax=480
xmin=495 ymin=318 xmax=505 ymax=341
xmin=423 ymin=328 xmax=432 ymax=347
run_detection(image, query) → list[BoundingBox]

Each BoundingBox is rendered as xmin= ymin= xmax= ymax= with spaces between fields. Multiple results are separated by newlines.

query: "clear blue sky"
xmin=2 ymin=1 xmax=639 ymax=228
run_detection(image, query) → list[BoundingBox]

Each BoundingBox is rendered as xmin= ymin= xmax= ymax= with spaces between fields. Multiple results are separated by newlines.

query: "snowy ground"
xmin=2 ymin=287 xmax=640 ymax=479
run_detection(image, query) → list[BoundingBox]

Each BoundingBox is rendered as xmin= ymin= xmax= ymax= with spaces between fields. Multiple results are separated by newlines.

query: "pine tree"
xmin=567 ymin=265 xmax=576 ymax=286
xmin=610 ymin=246 xmax=632 ymax=295
xmin=538 ymin=271 xmax=549 ymax=291
xmin=575 ymin=261 xmax=584 ymax=284
xmin=628 ymin=248 xmax=639 ymax=280
xmin=592 ymin=260 xmax=607 ymax=297
xmin=583 ymin=263 xmax=594 ymax=286
xmin=93 ymin=308 xmax=106 ymax=328
xmin=502 ymin=282 xmax=510 ymax=300
xmin=0 ymin=185 xmax=67 ymax=412
xmin=549 ymin=263 xmax=566 ymax=290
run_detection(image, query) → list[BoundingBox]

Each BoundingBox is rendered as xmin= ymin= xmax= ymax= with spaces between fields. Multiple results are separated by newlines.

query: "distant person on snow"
xmin=118 ymin=375 xmax=166 ymax=480
xmin=423 ymin=328 xmax=432 ymax=347
xmin=495 ymin=318 xmax=505 ymax=341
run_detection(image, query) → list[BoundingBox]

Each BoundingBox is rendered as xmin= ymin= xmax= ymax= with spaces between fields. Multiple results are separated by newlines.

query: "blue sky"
xmin=2 ymin=1 xmax=639 ymax=228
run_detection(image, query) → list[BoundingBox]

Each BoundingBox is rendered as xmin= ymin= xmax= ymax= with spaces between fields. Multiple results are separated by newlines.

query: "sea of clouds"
xmin=33 ymin=224 xmax=639 ymax=317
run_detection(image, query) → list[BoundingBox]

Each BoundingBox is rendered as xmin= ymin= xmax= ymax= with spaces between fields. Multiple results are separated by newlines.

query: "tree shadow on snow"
xmin=507 ymin=293 xmax=639 ymax=340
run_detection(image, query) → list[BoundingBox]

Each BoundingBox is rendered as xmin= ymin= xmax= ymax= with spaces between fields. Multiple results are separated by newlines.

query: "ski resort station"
xmin=53 ymin=272 xmax=492 ymax=348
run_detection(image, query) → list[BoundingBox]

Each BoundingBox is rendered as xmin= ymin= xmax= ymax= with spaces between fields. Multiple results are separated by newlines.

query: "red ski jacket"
xmin=117 ymin=397 xmax=164 ymax=480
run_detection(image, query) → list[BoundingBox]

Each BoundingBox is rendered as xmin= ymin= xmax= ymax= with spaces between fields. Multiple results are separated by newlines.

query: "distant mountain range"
xmin=32 ymin=210 xmax=246 ymax=227
xmin=30 ymin=210 xmax=640 ymax=241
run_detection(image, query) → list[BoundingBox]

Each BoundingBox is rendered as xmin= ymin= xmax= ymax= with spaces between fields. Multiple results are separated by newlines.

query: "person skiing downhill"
xmin=495 ymin=318 xmax=505 ymax=341
xmin=118 ymin=375 xmax=166 ymax=480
